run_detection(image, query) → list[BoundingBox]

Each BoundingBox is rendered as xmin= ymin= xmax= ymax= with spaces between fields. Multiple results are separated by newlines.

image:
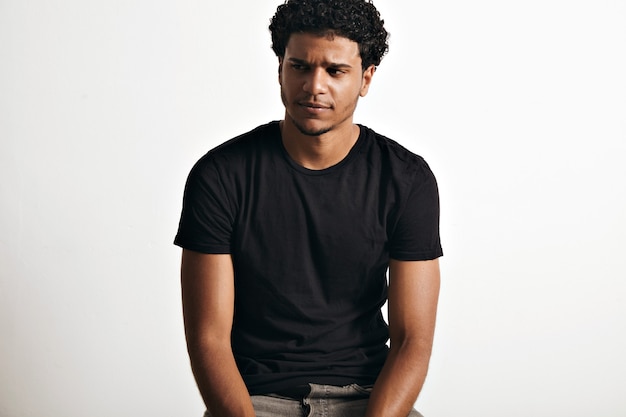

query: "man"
xmin=174 ymin=0 xmax=442 ymax=416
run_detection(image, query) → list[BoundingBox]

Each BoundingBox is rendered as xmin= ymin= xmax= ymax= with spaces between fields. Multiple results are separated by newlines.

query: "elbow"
xmin=389 ymin=332 xmax=434 ymax=361
xmin=185 ymin=330 xmax=232 ymax=361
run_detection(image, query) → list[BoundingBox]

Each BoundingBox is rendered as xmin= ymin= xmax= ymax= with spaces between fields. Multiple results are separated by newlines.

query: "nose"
xmin=303 ymin=68 xmax=328 ymax=95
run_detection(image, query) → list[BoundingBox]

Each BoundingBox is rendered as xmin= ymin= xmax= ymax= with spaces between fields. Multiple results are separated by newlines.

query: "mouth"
xmin=298 ymin=101 xmax=331 ymax=114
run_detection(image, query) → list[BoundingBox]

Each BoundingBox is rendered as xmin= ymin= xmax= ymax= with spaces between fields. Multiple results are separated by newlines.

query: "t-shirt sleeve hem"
xmin=390 ymin=247 xmax=443 ymax=262
xmin=173 ymin=237 xmax=231 ymax=254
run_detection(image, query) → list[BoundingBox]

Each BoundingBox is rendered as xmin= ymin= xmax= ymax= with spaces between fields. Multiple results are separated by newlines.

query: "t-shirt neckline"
xmin=273 ymin=121 xmax=366 ymax=176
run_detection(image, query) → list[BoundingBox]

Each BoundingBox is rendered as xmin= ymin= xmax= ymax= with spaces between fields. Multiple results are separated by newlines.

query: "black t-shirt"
xmin=175 ymin=121 xmax=442 ymax=394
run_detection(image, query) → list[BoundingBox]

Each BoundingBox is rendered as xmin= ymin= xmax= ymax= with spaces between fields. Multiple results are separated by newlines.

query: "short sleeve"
xmin=389 ymin=159 xmax=443 ymax=261
xmin=174 ymin=154 xmax=235 ymax=253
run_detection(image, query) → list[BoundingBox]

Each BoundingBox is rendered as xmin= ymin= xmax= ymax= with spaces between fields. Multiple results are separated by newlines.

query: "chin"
xmin=291 ymin=118 xmax=334 ymax=137
xmin=296 ymin=124 xmax=333 ymax=137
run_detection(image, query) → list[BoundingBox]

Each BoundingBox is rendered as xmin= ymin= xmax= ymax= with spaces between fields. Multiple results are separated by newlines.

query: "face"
xmin=279 ymin=32 xmax=375 ymax=137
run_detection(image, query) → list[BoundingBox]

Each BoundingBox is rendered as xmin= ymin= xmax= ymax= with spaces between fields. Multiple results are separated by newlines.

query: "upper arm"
xmin=387 ymin=258 xmax=440 ymax=348
xmin=181 ymin=249 xmax=235 ymax=347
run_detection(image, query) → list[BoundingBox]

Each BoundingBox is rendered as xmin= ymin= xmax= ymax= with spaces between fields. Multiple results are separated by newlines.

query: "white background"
xmin=1 ymin=0 xmax=625 ymax=416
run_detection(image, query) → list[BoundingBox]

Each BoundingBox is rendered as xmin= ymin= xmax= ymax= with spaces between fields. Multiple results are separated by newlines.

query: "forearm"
xmin=180 ymin=252 xmax=252 ymax=416
xmin=187 ymin=339 xmax=255 ymax=417
xmin=365 ymin=338 xmax=432 ymax=417
xmin=367 ymin=259 xmax=440 ymax=416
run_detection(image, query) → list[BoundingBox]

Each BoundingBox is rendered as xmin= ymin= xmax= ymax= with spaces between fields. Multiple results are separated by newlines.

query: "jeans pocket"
xmin=347 ymin=383 xmax=374 ymax=396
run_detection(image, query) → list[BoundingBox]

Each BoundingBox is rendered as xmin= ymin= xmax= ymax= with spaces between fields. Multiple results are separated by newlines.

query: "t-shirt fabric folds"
xmin=175 ymin=121 xmax=442 ymax=395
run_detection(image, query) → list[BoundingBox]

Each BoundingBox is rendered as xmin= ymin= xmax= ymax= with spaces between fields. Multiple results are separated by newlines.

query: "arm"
xmin=180 ymin=249 xmax=255 ymax=417
xmin=365 ymin=258 xmax=441 ymax=417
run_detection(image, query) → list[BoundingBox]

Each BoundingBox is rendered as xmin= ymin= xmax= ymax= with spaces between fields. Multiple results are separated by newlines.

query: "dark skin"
xmin=181 ymin=33 xmax=440 ymax=417
xmin=181 ymin=252 xmax=255 ymax=417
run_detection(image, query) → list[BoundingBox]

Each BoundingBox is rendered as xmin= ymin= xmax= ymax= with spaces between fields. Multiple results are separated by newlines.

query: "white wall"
xmin=1 ymin=1 xmax=624 ymax=416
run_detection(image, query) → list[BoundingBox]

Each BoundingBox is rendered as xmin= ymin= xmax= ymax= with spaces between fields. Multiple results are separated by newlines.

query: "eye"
xmin=291 ymin=63 xmax=308 ymax=71
xmin=328 ymin=67 xmax=346 ymax=76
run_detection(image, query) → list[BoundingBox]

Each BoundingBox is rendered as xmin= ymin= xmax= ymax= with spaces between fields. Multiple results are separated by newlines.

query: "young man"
xmin=174 ymin=1 xmax=442 ymax=416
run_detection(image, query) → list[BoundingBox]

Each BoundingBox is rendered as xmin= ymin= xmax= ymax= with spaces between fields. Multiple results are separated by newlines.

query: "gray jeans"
xmin=203 ymin=383 xmax=423 ymax=417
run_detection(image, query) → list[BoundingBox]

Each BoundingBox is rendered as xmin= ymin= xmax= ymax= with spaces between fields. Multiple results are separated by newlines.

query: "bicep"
xmin=387 ymin=258 xmax=440 ymax=346
xmin=181 ymin=250 xmax=235 ymax=345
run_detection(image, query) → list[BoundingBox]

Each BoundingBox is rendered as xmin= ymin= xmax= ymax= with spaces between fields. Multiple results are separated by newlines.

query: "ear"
xmin=359 ymin=65 xmax=376 ymax=97
xmin=278 ymin=57 xmax=284 ymax=86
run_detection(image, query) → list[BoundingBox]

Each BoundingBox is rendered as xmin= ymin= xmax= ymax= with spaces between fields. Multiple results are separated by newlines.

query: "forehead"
xmin=284 ymin=32 xmax=361 ymax=65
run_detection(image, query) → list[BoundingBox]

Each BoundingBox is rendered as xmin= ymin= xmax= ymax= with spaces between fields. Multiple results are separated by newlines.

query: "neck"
xmin=280 ymin=118 xmax=360 ymax=170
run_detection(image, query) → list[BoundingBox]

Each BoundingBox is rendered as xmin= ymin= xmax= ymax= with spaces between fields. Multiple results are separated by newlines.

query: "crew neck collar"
xmin=273 ymin=121 xmax=366 ymax=176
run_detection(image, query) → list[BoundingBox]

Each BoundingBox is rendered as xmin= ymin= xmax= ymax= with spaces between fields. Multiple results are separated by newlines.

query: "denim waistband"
xmin=270 ymin=383 xmax=373 ymax=400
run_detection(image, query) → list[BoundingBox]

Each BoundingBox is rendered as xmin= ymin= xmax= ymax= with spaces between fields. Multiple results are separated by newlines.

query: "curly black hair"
xmin=269 ymin=0 xmax=389 ymax=70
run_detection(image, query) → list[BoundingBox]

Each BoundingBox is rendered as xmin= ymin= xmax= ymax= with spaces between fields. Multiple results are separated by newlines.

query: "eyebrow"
xmin=287 ymin=57 xmax=353 ymax=69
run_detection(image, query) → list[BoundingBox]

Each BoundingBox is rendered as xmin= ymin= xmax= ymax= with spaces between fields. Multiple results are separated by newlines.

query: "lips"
xmin=298 ymin=101 xmax=331 ymax=116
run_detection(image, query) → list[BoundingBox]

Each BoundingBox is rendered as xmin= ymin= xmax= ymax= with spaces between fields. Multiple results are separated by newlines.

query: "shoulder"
xmin=191 ymin=121 xmax=281 ymax=172
xmin=211 ymin=121 xmax=280 ymax=154
xmin=358 ymin=125 xmax=436 ymax=182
